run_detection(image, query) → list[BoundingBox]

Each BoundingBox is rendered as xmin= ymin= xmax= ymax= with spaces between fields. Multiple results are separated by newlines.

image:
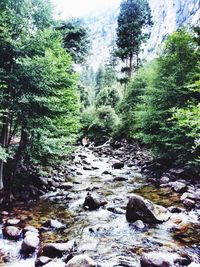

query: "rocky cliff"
xmin=143 ymin=0 xmax=200 ymax=59
xmin=85 ymin=0 xmax=200 ymax=68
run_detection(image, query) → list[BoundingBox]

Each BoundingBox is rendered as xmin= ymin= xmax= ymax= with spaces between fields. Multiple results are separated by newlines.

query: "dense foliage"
xmin=81 ymin=105 xmax=120 ymax=145
xmin=120 ymin=28 xmax=200 ymax=174
xmin=0 ymin=0 xmax=83 ymax=190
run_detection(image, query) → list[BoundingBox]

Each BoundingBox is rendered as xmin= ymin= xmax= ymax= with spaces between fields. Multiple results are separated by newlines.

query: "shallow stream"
xmin=0 ymin=146 xmax=200 ymax=266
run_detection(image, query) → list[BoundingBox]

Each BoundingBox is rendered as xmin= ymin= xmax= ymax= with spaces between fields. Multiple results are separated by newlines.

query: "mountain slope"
xmin=85 ymin=0 xmax=200 ymax=69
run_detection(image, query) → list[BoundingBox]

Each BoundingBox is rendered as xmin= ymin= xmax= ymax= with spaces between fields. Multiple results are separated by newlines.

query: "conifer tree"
xmin=116 ymin=0 xmax=152 ymax=80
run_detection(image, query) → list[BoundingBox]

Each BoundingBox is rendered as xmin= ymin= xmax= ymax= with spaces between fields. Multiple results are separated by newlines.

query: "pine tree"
xmin=116 ymin=0 xmax=152 ymax=80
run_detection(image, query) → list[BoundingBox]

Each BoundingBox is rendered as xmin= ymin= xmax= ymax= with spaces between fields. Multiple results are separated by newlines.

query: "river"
xmin=0 ymin=145 xmax=199 ymax=266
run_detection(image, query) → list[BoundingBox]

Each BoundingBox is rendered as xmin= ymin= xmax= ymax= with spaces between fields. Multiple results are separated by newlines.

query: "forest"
xmin=0 ymin=0 xmax=199 ymax=266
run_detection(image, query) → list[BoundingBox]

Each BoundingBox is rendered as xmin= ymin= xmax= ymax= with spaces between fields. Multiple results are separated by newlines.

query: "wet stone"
xmin=133 ymin=220 xmax=145 ymax=229
xmin=83 ymin=192 xmax=107 ymax=210
xmin=183 ymin=198 xmax=195 ymax=208
xmin=23 ymin=225 xmax=39 ymax=234
xmin=66 ymin=254 xmax=96 ymax=267
xmin=24 ymin=230 xmax=39 ymax=238
xmin=60 ymin=182 xmax=73 ymax=190
xmin=171 ymin=181 xmax=187 ymax=193
xmin=1 ymin=211 xmax=9 ymax=216
xmin=42 ymin=240 xmax=75 ymax=258
xmin=113 ymin=176 xmax=128 ymax=182
xmin=140 ymin=252 xmax=171 ymax=267
xmin=5 ymin=218 xmax=21 ymax=226
xmin=21 ymin=235 xmax=40 ymax=254
xmin=126 ymin=194 xmax=170 ymax=224
xmin=112 ymin=162 xmax=124 ymax=169
xmin=83 ymin=166 xmax=93 ymax=171
xmin=43 ymin=219 xmax=66 ymax=229
xmin=160 ymin=176 xmax=170 ymax=184
xmin=35 ymin=256 xmax=52 ymax=267
xmin=2 ymin=226 xmax=22 ymax=240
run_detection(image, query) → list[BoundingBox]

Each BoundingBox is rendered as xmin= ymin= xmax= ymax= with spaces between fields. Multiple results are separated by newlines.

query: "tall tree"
xmin=116 ymin=0 xmax=152 ymax=80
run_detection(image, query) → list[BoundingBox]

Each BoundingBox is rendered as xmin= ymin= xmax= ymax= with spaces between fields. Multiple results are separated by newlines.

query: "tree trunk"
xmin=129 ymin=54 xmax=133 ymax=78
xmin=0 ymin=117 xmax=9 ymax=190
xmin=11 ymin=125 xmax=28 ymax=187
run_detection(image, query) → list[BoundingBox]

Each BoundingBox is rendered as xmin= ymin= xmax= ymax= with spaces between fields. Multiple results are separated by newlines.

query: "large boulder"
xmin=66 ymin=254 xmax=96 ymax=267
xmin=126 ymin=194 xmax=170 ymax=223
xmin=42 ymin=240 xmax=75 ymax=258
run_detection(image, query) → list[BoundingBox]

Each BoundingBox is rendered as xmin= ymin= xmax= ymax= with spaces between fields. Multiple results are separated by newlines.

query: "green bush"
xmin=81 ymin=105 xmax=120 ymax=145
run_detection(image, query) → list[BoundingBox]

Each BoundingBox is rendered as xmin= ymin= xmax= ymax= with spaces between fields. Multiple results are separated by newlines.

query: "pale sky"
xmin=51 ymin=0 xmax=121 ymax=19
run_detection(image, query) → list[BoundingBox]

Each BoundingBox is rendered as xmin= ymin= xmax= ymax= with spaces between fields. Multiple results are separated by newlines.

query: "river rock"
xmin=171 ymin=181 xmax=187 ymax=192
xmin=183 ymin=198 xmax=195 ymax=208
xmin=25 ymin=230 xmax=39 ymax=237
xmin=43 ymin=219 xmax=65 ymax=229
xmin=23 ymin=225 xmax=39 ymax=234
xmin=113 ymin=176 xmax=128 ymax=182
xmin=2 ymin=226 xmax=22 ymax=240
xmin=102 ymin=170 xmax=111 ymax=175
xmin=60 ymin=182 xmax=73 ymax=190
xmin=42 ymin=240 xmax=75 ymax=258
xmin=180 ymin=192 xmax=195 ymax=201
xmin=5 ymin=219 xmax=21 ymax=226
xmin=160 ymin=176 xmax=170 ymax=184
xmin=21 ymin=235 xmax=40 ymax=254
xmin=66 ymin=254 xmax=96 ymax=267
xmin=1 ymin=211 xmax=9 ymax=216
xmin=126 ymin=194 xmax=170 ymax=223
xmin=174 ymin=255 xmax=191 ymax=266
xmin=133 ymin=220 xmax=145 ymax=229
xmin=107 ymin=206 xmax=126 ymax=214
xmin=83 ymin=166 xmax=93 ymax=171
xmin=35 ymin=256 xmax=52 ymax=267
xmin=83 ymin=192 xmax=107 ymax=210
xmin=112 ymin=162 xmax=124 ymax=169
xmin=140 ymin=252 xmax=171 ymax=267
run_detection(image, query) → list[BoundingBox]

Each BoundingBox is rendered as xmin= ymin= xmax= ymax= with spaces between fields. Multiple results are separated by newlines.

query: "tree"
xmin=0 ymin=0 xmax=80 ymax=193
xmin=96 ymin=85 xmax=121 ymax=109
xmin=59 ymin=19 xmax=90 ymax=64
xmin=81 ymin=105 xmax=120 ymax=145
xmin=95 ymin=67 xmax=105 ymax=96
xmin=116 ymin=0 xmax=152 ymax=79
xmin=133 ymin=28 xmax=200 ymax=171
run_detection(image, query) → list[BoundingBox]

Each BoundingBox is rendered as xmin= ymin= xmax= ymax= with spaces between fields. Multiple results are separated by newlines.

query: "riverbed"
xmin=0 ymin=145 xmax=200 ymax=266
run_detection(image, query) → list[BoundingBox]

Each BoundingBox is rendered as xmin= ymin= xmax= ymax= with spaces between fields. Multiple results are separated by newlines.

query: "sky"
xmin=51 ymin=0 xmax=121 ymax=19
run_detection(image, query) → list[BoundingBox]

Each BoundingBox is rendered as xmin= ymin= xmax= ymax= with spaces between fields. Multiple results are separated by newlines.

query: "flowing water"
xmin=0 ymin=146 xmax=200 ymax=266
